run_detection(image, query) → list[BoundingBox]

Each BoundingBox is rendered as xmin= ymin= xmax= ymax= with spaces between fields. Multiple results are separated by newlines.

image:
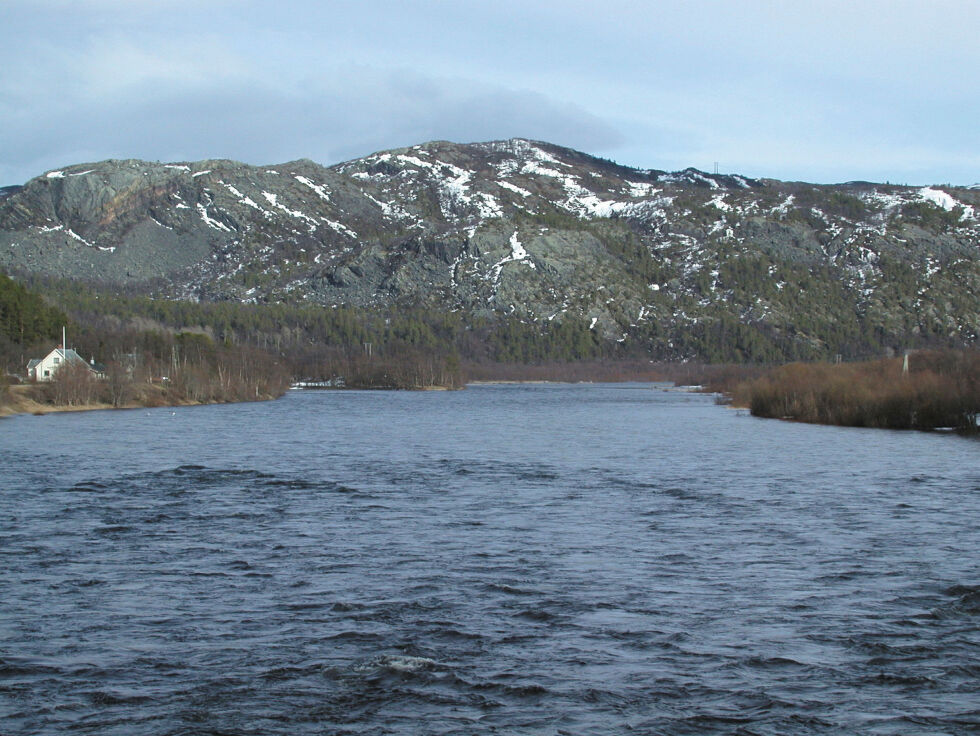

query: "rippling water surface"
xmin=1 ymin=384 xmax=978 ymax=735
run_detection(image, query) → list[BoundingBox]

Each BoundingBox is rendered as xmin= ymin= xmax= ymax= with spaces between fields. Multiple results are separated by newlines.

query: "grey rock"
xmin=1 ymin=138 xmax=978 ymax=353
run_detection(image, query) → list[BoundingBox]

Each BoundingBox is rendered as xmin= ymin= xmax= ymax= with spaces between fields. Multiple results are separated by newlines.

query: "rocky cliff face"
xmin=2 ymin=138 xmax=978 ymax=353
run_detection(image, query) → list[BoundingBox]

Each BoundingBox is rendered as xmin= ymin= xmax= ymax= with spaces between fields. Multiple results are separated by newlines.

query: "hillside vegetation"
xmin=0 ymin=271 xmax=67 ymax=358
xmin=2 ymin=139 xmax=978 ymax=364
xmin=0 ymin=275 xmax=290 ymax=412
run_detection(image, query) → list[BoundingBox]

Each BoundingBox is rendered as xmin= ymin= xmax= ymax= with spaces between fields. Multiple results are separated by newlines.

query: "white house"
xmin=27 ymin=346 xmax=106 ymax=382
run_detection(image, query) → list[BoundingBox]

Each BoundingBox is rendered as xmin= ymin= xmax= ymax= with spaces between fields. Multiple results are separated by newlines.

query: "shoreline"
xmin=3 ymin=379 xmax=689 ymax=416
xmin=0 ymin=385 xmax=283 ymax=419
xmin=466 ymin=380 xmax=556 ymax=385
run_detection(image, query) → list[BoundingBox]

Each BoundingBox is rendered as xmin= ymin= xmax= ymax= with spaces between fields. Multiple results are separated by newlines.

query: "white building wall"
xmin=34 ymin=349 xmax=66 ymax=382
xmin=32 ymin=349 xmax=101 ymax=382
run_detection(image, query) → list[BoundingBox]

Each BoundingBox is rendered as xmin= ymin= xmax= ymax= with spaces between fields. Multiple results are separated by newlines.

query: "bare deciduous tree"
xmin=52 ymin=360 xmax=96 ymax=406
xmin=104 ymin=360 xmax=133 ymax=408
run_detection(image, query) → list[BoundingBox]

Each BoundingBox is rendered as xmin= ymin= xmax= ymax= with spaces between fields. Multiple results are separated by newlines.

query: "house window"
xmin=53 ymin=357 xmax=60 ymax=364
xmin=44 ymin=370 xmax=50 ymax=377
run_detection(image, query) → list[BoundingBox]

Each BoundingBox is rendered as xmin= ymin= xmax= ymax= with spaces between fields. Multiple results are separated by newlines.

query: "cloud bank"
xmin=1 ymin=0 xmax=978 ymax=185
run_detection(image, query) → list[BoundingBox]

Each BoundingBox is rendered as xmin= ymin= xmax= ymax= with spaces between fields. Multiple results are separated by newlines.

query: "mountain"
xmin=1 ymin=138 xmax=978 ymax=360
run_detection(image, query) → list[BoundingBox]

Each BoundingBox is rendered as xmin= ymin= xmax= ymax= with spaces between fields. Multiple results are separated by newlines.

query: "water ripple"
xmin=1 ymin=385 xmax=978 ymax=735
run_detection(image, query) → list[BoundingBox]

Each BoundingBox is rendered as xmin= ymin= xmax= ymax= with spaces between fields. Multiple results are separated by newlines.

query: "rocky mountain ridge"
xmin=1 ymin=138 xmax=978 ymax=359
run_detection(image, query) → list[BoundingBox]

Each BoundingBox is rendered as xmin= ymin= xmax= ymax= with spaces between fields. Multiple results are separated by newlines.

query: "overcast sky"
xmin=2 ymin=0 xmax=978 ymax=186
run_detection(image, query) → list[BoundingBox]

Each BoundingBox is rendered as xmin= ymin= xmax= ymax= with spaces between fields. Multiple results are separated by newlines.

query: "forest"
xmin=2 ymin=274 xmax=609 ymax=393
xmin=5 ymin=270 xmax=931 ymax=374
xmin=0 ymin=273 xmax=291 ymax=410
xmin=2 ymin=271 xmax=721 ymax=408
xmin=3 ymin=272 xmax=978 ymax=425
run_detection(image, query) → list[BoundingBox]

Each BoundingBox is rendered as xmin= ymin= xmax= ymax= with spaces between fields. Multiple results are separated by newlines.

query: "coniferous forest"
xmin=2 ymin=271 xmax=978 ymax=431
xmin=2 ymin=273 xmax=612 ymax=396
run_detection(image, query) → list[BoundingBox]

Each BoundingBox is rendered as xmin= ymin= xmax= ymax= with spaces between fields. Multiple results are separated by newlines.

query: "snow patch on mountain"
xmin=919 ymin=187 xmax=958 ymax=211
xmin=772 ymin=195 xmax=795 ymax=215
xmin=520 ymin=160 xmax=565 ymax=179
xmin=295 ymin=175 xmax=331 ymax=201
xmin=220 ymin=181 xmax=263 ymax=212
xmin=658 ymin=171 xmax=722 ymax=189
xmin=498 ymin=180 xmax=532 ymax=198
xmin=66 ymin=228 xmax=93 ymax=246
xmin=529 ymin=145 xmax=570 ymax=169
xmin=262 ymin=192 xmax=319 ymax=231
xmin=196 ymin=203 xmax=232 ymax=232
xmin=628 ymin=181 xmax=660 ymax=198
xmin=391 ymin=153 xmax=502 ymax=221
xmin=688 ymin=171 xmax=720 ymax=189
xmin=708 ymin=194 xmax=731 ymax=211
xmin=864 ymin=190 xmax=905 ymax=210
xmin=321 ymin=218 xmax=357 ymax=239
xmin=548 ymin=172 xmax=671 ymax=220
xmin=489 ymin=230 xmax=535 ymax=286
xmin=919 ymin=187 xmax=974 ymax=219
xmin=362 ymin=192 xmax=418 ymax=227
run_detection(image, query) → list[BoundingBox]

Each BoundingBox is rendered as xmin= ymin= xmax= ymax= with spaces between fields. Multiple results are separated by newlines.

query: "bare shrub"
xmin=745 ymin=350 xmax=980 ymax=431
xmin=51 ymin=360 xmax=97 ymax=407
xmin=102 ymin=360 xmax=134 ymax=408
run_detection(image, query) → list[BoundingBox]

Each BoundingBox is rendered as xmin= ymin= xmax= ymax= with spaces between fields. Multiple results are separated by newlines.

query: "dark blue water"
xmin=1 ymin=384 xmax=978 ymax=735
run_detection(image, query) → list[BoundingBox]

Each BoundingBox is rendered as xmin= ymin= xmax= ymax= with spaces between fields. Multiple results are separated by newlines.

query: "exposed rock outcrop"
xmin=2 ymin=138 xmax=978 ymax=352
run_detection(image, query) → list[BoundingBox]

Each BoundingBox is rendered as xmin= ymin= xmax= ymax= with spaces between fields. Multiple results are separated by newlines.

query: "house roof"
xmin=27 ymin=359 xmax=41 ymax=369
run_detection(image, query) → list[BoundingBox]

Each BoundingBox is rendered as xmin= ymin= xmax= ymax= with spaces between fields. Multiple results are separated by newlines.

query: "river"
xmin=1 ymin=384 xmax=978 ymax=735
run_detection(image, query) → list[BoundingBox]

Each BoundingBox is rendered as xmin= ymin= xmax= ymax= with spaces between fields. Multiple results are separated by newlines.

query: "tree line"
xmin=0 ymin=274 xmax=292 ymax=409
xmin=0 ymin=271 xmax=68 ymax=361
xmin=3 ymin=271 xmax=978 ymax=408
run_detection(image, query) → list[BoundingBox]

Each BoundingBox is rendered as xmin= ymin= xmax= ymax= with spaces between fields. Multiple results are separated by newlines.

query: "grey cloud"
xmin=0 ymin=66 xmax=621 ymax=184
xmin=3 ymin=0 xmax=980 ymax=186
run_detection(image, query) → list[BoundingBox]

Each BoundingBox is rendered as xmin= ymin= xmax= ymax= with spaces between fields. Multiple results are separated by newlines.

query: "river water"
xmin=1 ymin=384 xmax=978 ymax=735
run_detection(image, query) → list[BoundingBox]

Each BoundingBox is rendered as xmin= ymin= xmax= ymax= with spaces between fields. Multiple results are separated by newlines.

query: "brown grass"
xmin=737 ymin=350 xmax=980 ymax=431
